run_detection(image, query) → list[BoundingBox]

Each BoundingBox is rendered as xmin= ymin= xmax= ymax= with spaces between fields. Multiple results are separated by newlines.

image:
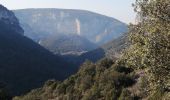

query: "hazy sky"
xmin=0 ymin=0 xmax=136 ymax=24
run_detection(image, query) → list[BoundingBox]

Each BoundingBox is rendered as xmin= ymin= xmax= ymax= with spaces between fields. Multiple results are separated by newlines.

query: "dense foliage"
xmin=118 ymin=0 xmax=170 ymax=99
xmin=14 ymin=59 xmax=137 ymax=100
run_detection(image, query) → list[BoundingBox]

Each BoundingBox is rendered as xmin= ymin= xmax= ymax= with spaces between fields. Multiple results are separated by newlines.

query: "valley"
xmin=0 ymin=0 xmax=169 ymax=99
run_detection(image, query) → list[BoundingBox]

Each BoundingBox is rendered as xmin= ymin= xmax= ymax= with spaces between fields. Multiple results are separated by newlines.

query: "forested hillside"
xmin=14 ymin=59 xmax=137 ymax=100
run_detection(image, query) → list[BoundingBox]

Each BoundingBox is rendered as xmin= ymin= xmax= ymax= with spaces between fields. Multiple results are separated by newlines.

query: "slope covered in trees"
xmin=14 ymin=59 xmax=136 ymax=100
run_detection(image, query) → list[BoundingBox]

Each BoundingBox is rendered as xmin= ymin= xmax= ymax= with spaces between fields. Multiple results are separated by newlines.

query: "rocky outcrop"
xmin=0 ymin=5 xmax=23 ymax=34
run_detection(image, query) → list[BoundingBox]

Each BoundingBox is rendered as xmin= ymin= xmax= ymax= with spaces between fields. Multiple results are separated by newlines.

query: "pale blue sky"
xmin=0 ymin=0 xmax=136 ymax=24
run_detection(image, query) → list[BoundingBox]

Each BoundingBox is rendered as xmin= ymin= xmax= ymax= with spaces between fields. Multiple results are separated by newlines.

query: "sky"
xmin=0 ymin=0 xmax=136 ymax=24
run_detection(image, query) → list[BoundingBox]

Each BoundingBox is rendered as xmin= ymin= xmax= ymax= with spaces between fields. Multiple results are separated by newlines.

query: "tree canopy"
xmin=119 ymin=0 xmax=170 ymax=98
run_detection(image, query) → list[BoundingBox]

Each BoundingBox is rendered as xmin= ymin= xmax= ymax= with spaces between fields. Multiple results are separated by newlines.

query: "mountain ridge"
xmin=14 ymin=8 xmax=126 ymax=23
xmin=14 ymin=8 xmax=128 ymax=55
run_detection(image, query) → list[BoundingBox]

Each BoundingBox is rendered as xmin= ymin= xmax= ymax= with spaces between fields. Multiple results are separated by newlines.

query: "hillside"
xmin=14 ymin=59 xmax=137 ymax=100
xmin=14 ymin=9 xmax=128 ymax=55
xmin=0 ymin=5 xmax=76 ymax=95
xmin=80 ymin=33 xmax=128 ymax=61
xmin=40 ymin=34 xmax=97 ymax=55
xmin=60 ymin=34 xmax=128 ymax=68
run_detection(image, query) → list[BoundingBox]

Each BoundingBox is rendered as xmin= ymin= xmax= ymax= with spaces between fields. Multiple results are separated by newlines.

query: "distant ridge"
xmin=14 ymin=8 xmax=128 ymax=55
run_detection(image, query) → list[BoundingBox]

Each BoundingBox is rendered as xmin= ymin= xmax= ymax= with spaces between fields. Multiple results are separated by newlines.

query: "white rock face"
xmin=75 ymin=18 xmax=81 ymax=35
xmin=60 ymin=11 xmax=65 ymax=18
xmin=14 ymin=9 xmax=128 ymax=45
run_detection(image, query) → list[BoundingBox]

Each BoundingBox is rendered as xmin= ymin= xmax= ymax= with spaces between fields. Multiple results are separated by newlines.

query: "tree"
xmin=120 ymin=0 xmax=170 ymax=97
